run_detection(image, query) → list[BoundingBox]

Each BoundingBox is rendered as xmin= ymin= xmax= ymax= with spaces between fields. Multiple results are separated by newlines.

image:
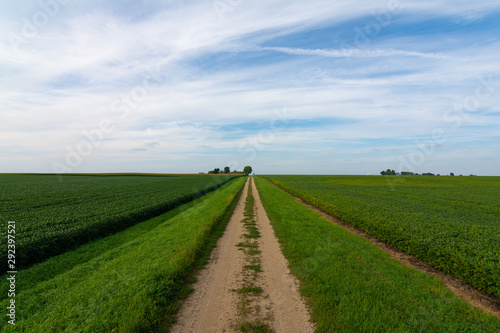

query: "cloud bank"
xmin=1 ymin=0 xmax=499 ymax=175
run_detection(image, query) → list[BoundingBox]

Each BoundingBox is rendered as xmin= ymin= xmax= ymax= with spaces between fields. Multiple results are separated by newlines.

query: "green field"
xmin=254 ymin=177 xmax=500 ymax=332
xmin=0 ymin=174 xmax=236 ymax=269
xmin=263 ymin=175 xmax=500 ymax=297
xmin=0 ymin=176 xmax=246 ymax=332
xmin=1 ymin=174 xmax=498 ymax=331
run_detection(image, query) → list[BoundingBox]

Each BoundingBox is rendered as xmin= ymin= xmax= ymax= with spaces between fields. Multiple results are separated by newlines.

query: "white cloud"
xmin=1 ymin=0 xmax=499 ymax=174
xmin=258 ymin=46 xmax=452 ymax=60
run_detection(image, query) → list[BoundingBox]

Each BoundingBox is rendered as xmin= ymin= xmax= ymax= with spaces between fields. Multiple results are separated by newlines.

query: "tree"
xmin=450 ymin=172 xmax=455 ymax=176
xmin=213 ymin=168 xmax=220 ymax=174
xmin=243 ymin=166 xmax=253 ymax=175
xmin=224 ymin=166 xmax=230 ymax=174
xmin=380 ymin=169 xmax=396 ymax=176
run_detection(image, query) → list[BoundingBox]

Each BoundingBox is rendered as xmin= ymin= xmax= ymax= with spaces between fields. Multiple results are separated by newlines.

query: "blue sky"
xmin=1 ymin=0 xmax=499 ymax=175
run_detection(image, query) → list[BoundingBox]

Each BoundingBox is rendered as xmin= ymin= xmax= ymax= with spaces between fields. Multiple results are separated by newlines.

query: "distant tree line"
xmin=380 ymin=170 xmax=475 ymax=177
xmin=207 ymin=166 xmax=253 ymax=175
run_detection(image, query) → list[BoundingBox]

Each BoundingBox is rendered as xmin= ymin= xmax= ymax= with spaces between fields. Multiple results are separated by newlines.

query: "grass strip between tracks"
xmin=0 ymin=177 xmax=246 ymax=332
xmin=254 ymin=176 xmax=500 ymax=332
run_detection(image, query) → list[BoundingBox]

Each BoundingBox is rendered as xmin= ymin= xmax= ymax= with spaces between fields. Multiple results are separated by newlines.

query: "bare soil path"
xmin=170 ymin=178 xmax=314 ymax=332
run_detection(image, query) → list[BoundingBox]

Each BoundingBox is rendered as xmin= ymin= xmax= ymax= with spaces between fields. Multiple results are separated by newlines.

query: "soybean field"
xmin=0 ymin=174 xmax=236 ymax=269
xmin=0 ymin=175 xmax=246 ymax=332
xmin=264 ymin=175 xmax=500 ymax=297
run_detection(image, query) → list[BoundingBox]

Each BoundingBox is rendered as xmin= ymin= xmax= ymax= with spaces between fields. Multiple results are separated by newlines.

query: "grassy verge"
xmin=0 ymin=196 xmax=209 ymax=302
xmin=254 ymin=176 xmax=500 ymax=332
xmin=0 ymin=177 xmax=246 ymax=332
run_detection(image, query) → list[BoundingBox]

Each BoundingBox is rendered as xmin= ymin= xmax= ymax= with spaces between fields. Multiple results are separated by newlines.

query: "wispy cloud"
xmin=1 ymin=0 xmax=499 ymax=174
xmin=257 ymin=46 xmax=452 ymax=60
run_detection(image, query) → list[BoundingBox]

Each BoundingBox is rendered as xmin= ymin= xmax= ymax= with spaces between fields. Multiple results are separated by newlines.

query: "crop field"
xmin=1 ymin=174 xmax=499 ymax=332
xmin=0 ymin=174 xmax=236 ymax=269
xmin=254 ymin=177 xmax=500 ymax=332
xmin=263 ymin=175 xmax=500 ymax=297
xmin=0 ymin=176 xmax=246 ymax=331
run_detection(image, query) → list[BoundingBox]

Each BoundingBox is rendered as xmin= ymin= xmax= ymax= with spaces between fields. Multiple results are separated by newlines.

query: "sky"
xmin=1 ymin=0 xmax=500 ymax=175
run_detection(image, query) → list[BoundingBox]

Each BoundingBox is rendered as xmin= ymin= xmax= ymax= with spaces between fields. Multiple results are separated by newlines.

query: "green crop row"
xmin=0 ymin=177 xmax=246 ymax=332
xmin=0 ymin=174 xmax=238 ymax=269
xmin=264 ymin=175 xmax=500 ymax=297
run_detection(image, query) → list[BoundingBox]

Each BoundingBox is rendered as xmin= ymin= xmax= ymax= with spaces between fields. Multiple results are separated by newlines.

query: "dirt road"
xmin=170 ymin=178 xmax=314 ymax=332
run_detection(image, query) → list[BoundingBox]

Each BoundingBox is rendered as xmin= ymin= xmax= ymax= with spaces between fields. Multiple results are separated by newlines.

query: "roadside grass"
xmin=159 ymin=176 xmax=246 ymax=330
xmin=0 ymin=177 xmax=246 ymax=332
xmin=254 ymin=176 xmax=500 ymax=332
xmin=0 ymin=196 xmax=210 ymax=302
